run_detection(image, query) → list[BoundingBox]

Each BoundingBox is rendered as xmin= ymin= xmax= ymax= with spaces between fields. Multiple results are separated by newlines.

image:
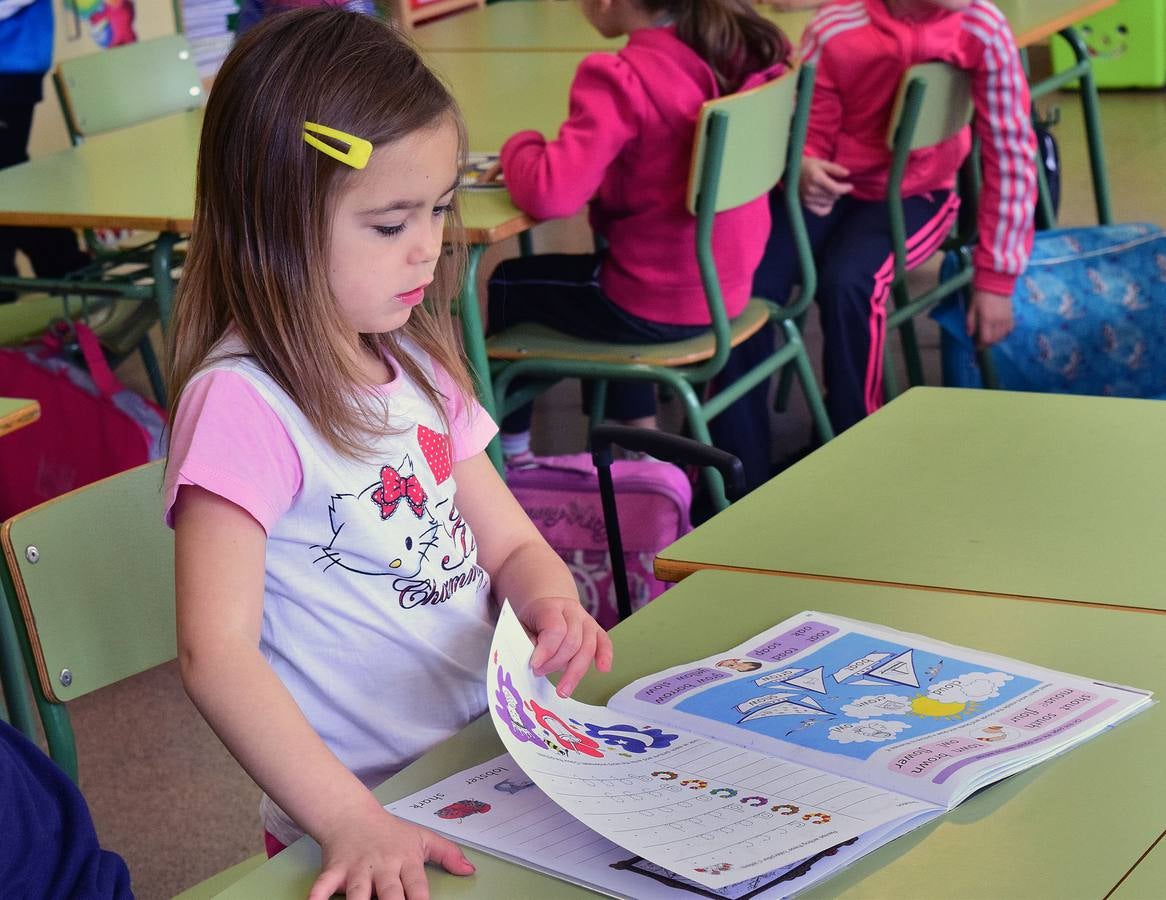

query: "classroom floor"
xmin=66 ymin=88 xmax=1166 ymax=899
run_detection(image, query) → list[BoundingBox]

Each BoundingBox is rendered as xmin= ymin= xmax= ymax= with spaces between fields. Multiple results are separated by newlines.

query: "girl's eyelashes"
xmin=372 ymin=203 xmax=453 ymax=237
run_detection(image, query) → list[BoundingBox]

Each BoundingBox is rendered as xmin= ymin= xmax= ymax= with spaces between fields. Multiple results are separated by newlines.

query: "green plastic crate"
xmin=1051 ymin=0 xmax=1166 ymax=88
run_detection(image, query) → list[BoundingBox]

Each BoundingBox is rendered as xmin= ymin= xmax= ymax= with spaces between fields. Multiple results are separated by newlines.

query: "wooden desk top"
xmin=214 ymin=570 xmax=1164 ymax=899
xmin=0 ymin=398 xmax=41 ymax=438
xmin=414 ymin=0 xmax=1115 ymax=53
xmin=657 ymin=388 xmax=1166 ymax=613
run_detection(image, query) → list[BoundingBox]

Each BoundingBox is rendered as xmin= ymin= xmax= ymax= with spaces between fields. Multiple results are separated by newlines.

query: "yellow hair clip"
xmin=303 ymin=121 xmax=373 ymax=170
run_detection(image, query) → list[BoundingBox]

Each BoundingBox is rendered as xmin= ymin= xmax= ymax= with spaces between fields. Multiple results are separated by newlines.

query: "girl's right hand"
xmin=799 ymin=157 xmax=853 ymax=217
xmin=309 ymin=805 xmax=475 ymax=900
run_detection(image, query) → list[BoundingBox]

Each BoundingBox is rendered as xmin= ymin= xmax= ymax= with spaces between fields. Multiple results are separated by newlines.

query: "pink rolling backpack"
xmin=507 ymin=426 xmax=747 ymax=627
xmin=506 ymin=452 xmax=692 ymax=629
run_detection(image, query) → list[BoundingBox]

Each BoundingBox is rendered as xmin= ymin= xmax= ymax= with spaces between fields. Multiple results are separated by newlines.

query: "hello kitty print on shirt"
xmin=312 ymin=425 xmax=487 ymax=610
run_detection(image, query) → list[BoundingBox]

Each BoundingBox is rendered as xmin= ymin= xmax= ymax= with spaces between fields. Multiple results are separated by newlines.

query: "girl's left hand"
xmin=966 ymin=289 xmax=1014 ymax=349
xmin=516 ymin=596 xmax=614 ymax=698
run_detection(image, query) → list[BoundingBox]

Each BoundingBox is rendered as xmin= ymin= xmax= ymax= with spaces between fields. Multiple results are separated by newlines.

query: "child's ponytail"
xmin=644 ymin=0 xmax=792 ymax=93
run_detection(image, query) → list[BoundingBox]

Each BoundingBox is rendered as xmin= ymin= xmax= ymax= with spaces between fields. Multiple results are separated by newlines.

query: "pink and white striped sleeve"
xmin=963 ymin=1 xmax=1038 ymax=297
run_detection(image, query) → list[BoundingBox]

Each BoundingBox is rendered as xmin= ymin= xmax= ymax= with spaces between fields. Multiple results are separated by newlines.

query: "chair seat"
xmin=486 ymin=298 xmax=772 ymax=367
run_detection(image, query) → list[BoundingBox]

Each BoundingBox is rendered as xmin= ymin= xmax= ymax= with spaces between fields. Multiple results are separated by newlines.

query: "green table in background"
xmin=657 ymin=388 xmax=1166 ymax=614
xmin=214 ymin=569 xmax=1164 ymax=899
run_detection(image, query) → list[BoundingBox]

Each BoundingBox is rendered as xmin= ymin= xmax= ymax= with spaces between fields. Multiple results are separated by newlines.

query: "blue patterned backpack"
xmin=933 ymin=223 xmax=1166 ymax=399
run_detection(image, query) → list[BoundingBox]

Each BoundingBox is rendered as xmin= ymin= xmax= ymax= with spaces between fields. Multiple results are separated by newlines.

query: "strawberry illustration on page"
xmin=417 ymin=424 xmax=452 ymax=484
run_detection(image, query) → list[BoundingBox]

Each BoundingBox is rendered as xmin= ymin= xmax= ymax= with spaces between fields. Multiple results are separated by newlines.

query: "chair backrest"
xmin=886 ymin=62 xmax=973 ymax=152
xmin=681 ymin=67 xmax=817 ymax=364
xmin=686 ymin=71 xmax=798 ymax=216
xmin=884 ymin=62 xmax=975 ymax=277
xmin=54 ymin=34 xmax=204 ymax=142
xmin=0 ymin=461 xmax=174 ymax=778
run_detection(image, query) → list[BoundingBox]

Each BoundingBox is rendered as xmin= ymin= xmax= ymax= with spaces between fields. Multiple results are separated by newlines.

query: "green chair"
xmin=0 ymin=458 xmax=268 ymax=896
xmin=486 ymin=67 xmax=833 ymax=510
xmin=0 ymin=461 xmax=173 ymax=782
xmin=54 ymin=34 xmax=204 ymax=142
xmin=881 ymin=62 xmax=982 ymax=398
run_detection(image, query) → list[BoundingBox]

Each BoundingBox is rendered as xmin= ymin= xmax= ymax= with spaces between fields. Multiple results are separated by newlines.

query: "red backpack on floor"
xmin=0 ymin=322 xmax=166 ymax=520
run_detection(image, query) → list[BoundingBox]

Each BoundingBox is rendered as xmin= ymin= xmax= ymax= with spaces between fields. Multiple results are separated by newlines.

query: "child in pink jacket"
xmin=487 ymin=0 xmax=792 ymax=461
xmin=754 ymin=0 xmax=1037 ymax=433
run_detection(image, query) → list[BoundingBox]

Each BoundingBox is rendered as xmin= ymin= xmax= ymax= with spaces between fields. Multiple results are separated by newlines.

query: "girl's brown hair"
xmin=641 ymin=0 xmax=793 ymax=93
xmin=167 ymin=8 xmax=473 ymax=460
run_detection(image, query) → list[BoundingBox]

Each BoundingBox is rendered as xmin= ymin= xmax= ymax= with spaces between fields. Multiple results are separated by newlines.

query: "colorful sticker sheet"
xmin=482 ymin=604 xmax=935 ymax=890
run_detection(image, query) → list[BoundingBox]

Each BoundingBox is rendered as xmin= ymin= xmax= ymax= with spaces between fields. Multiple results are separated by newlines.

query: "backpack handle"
xmin=591 ymin=425 xmax=745 ymax=621
xmin=43 ymin=320 xmax=123 ymax=399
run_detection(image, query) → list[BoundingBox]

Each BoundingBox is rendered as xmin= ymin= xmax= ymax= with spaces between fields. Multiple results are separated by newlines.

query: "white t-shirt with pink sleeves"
xmin=164 ymin=334 xmax=497 ymax=845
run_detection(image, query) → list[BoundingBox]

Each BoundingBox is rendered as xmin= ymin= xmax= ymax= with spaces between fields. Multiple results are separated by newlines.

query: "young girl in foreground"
xmin=754 ymin=0 xmax=1037 ymax=433
xmin=164 ymin=11 xmax=612 ymax=899
xmin=486 ymin=0 xmax=792 ymax=461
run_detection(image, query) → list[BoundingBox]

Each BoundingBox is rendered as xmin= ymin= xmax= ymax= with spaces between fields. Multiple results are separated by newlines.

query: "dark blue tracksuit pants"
xmin=753 ymin=187 xmax=959 ymax=434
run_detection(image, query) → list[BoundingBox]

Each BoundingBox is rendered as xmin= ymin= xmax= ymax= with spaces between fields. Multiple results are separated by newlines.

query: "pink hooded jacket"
xmin=500 ymin=26 xmax=786 ymax=325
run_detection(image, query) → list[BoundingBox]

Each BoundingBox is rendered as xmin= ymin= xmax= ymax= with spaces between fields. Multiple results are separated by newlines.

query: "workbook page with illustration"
xmin=608 ymin=610 xmax=1151 ymax=808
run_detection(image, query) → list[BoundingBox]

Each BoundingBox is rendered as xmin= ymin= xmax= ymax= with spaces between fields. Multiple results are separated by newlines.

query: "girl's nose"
xmin=410 ymin=218 xmax=445 ymax=265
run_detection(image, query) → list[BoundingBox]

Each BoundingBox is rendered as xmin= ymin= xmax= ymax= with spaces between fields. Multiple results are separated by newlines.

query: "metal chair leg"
xmin=785 ymin=320 xmax=833 ymax=445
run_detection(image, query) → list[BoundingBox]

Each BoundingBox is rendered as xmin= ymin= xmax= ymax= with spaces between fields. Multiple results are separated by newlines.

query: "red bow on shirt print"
xmin=371 ymin=465 xmax=427 ymax=519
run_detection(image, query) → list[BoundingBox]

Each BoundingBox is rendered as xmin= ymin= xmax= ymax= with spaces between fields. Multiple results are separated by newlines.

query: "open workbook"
xmin=388 ymin=605 xmax=1152 ymax=898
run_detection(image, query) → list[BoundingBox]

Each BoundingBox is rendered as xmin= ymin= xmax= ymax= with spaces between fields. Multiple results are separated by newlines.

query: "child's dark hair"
xmin=168 ymin=8 xmax=472 ymax=459
xmin=643 ymin=0 xmax=792 ymax=93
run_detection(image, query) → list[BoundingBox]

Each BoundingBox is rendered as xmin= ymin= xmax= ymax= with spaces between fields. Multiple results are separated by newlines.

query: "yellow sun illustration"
xmin=909 ymin=696 xmax=970 ymax=719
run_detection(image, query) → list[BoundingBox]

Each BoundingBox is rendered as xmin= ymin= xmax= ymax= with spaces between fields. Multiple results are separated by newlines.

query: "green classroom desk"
xmin=1112 ymin=835 xmax=1166 ymax=899
xmin=657 ymin=388 xmax=1166 ymax=614
xmin=213 ymin=569 xmax=1164 ymax=899
xmin=0 ymin=99 xmax=549 ymax=247
xmin=0 ymin=397 xmax=40 ymax=438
